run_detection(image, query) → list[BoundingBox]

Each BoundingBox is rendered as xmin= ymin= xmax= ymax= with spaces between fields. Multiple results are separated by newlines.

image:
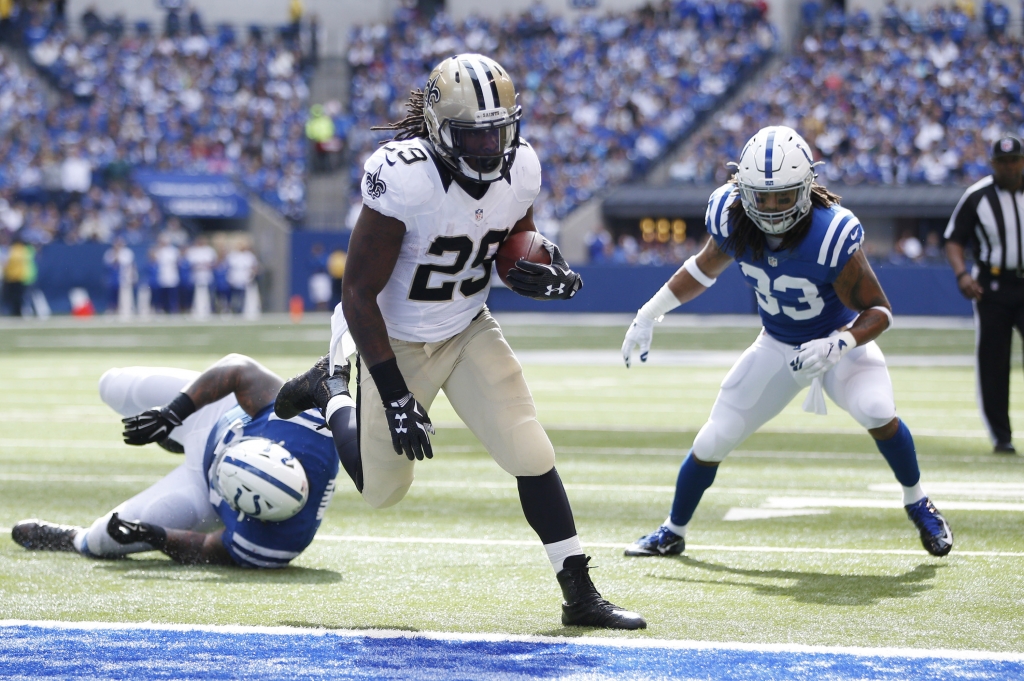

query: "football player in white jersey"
xmin=276 ymin=54 xmax=645 ymax=629
xmin=621 ymin=126 xmax=953 ymax=559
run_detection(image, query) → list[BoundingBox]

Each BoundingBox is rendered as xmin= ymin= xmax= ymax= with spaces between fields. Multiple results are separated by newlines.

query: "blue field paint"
xmin=2 ymin=622 xmax=1022 ymax=680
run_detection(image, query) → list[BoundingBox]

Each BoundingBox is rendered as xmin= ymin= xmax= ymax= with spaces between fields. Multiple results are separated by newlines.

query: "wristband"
xmin=682 ymin=255 xmax=717 ymax=288
xmin=166 ymin=392 xmax=196 ymax=423
xmin=868 ymin=305 xmax=894 ymax=330
xmin=955 ymin=271 xmax=971 ymax=281
xmin=638 ymin=284 xmax=683 ymax=322
xmin=368 ymin=357 xmax=410 ymax=405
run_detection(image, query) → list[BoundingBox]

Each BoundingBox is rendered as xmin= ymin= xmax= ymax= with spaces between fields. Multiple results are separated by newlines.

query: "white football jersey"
xmin=361 ymin=137 xmax=541 ymax=342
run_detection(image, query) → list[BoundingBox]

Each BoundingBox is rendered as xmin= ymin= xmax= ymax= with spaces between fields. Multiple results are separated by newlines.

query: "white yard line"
xmin=0 ymin=618 xmax=1019 ymax=660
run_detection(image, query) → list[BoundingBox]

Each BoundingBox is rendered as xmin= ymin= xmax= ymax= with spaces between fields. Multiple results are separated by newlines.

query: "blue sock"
xmin=875 ymin=420 xmax=921 ymax=487
xmin=669 ymin=451 xmax=719 ymax=527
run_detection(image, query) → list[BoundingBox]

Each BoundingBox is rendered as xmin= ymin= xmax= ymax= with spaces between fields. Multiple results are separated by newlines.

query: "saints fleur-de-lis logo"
xmin=426 ymin=74 xmax=441 ymax=106
xmin=365 ymin=164 xmax=387 ymax=199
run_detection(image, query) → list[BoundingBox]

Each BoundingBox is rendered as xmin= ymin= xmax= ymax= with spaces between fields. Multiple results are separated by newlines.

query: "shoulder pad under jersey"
xmin=361 ymin=139 xmax=438 ymax=222
xmin=705 ymin=183 xmax=739 ymax=239
xmin=510 ymin=139 xmax=542 ymax=204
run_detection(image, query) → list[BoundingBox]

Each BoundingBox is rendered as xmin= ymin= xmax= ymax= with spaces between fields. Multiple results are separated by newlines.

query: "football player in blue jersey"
xmin=620 ymin=126 xmax=953 ymax=559
xmin=12 ymin=354 xmax=340 ymax=568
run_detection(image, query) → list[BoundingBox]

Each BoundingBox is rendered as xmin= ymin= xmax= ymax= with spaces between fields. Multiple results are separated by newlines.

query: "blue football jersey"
xmin=705 ymin=183 xmax=863 ymax=344
xmin=203 ymin=405 xmax=339 ymax=568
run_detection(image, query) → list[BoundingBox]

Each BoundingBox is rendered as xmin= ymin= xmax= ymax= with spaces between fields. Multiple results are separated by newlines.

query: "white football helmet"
xmin=733 ymin=126 xmax=817 ymax=235
xmin=212 ymin=437 xmax=308 ymax=522
xmin=423 ymin=53 xmax=522 ymax=183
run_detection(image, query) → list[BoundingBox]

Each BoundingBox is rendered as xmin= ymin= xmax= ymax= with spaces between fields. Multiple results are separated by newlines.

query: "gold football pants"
xmin=357 ymin=309 xmax=555 ymax=508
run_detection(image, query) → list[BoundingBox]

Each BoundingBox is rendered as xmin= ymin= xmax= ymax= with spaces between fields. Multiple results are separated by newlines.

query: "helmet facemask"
xmin=422 ymin=54 xmax=523 ymax=184
xmin=732 ymin=126 xmax=818 ymax=235
xmin=429 ymin=104 xmax=522 ymax=183
xmin=736 ymin=174 xmax=814 ymax=235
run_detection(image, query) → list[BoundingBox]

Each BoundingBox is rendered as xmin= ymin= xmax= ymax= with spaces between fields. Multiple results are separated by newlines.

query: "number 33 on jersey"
xmin=706 ymin=184 xmax=865 ymax=344
xmin=360 ymin=137 xmax=542 ymax=343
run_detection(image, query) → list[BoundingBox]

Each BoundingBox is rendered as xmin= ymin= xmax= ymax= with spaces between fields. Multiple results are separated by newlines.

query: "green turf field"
xmin=2 ymin=316 xmax=1023 ymax=651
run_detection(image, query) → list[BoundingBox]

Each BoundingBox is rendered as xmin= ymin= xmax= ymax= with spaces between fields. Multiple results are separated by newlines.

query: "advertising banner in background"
xmin=133 ymin=171 xmax=249 ymax=219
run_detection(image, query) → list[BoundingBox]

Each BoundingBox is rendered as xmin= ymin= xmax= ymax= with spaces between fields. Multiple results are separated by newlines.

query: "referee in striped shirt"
xmin=945 ymin=135 xmax=1024 ymax=454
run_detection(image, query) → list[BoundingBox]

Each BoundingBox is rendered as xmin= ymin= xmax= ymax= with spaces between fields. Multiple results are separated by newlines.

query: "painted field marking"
xmin=514 ymin=350 xmax=975 ymax=367
xmin=1 ymin=619 xmax=1021 ymax=661
xmin=723 ymin=508 xmax=830 ymax=521
xmin=870 ymin=482 xmax=1024 ymax=499
xmin=307 ymin=534 xmax=1024 ymax=558
xmin=764 ymin=496 xmax=1024 ymax=512
xmin=2 ymin=528 xmax=1021 ymax=558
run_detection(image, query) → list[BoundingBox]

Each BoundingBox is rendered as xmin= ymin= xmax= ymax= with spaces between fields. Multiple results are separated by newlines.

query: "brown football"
xmin=495 ymin=231 xmax=551 ymax=287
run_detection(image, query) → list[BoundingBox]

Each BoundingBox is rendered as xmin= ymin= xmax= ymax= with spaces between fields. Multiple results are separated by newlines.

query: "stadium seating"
xmin=670 ymin=3 xmax=1024 ymax=187
xmin=345 ymin=2 xmax=776 ymax=225
xmin=13 ymin=9 xmax=310 ymax=224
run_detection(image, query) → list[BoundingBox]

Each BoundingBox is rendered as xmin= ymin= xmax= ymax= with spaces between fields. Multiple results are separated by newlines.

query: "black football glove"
xmin=106 ymin=512 xmax=168 ymax=549
xmin=505 ymin=240 xmax=583 ymax=300
xmin=121 ymin=393 xmax=195 ymax=446
xmin=384 ymin=392 xmax=435 ymax=461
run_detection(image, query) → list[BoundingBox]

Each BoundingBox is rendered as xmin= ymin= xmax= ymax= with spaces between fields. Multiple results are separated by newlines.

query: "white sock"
xmin=324 ymin=394 xmax=355 ymax=424
xmin=903 ymin=483 xmax=926 ymax=506
xmin=544 ymin=536 xmax=583 ymax=573
xmin=663 ymin=516 xmax=687 ymax=536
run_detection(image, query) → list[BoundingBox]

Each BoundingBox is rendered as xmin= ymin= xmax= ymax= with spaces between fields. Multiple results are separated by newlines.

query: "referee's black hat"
xmin=992 ymin=135 xmax=1024 ymax=159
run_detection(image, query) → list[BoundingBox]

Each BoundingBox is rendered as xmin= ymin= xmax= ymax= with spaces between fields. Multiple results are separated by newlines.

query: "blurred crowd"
xmin=345 ymin=0 xmax=775 ymax=227
xmin=1 ymin=1 xmax=311 ymax=228
xmin=671 ymin=1 xmax=1024 ymax=186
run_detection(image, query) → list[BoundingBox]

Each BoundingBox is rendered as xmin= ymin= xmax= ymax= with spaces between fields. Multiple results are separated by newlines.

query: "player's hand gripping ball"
xmin=501 ymin=234 xmax=583 ymax=300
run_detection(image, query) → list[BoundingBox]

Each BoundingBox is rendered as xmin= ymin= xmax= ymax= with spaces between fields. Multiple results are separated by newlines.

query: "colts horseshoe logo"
xmin=365 ymin=165 xmax=387 ymax=199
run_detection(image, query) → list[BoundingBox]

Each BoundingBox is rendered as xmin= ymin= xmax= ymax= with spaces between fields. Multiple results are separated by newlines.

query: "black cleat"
xmin=624 ymin=525 xmax=685 ymax=557
xmin=994 ymin=442 xmax=1016 ymax=455
xmin=275 ymin=355 xmax=351 ymax=420
xmin=556 ymin=555 xmax=646 ymax=630
xmin=905 ymin=497 xmax=953 ymax=557
xmin=12 ymin=519 xmax=81 ymax=552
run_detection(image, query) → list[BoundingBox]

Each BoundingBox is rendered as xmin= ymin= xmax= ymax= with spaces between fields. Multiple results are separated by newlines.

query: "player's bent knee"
xmin=98 ymin=368 xmax=128 ymax=412
xmin=494 ymin=420 xmax=555 ymax=477
xmin=692 ymin=410 xmax=747 ymax=463
xmin=853 ymin=393 xmax=896 ymax=430
xmin=361 ymin=481 xmax=412 ymax=509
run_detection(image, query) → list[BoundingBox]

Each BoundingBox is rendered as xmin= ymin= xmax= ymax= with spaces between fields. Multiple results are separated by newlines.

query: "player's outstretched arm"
xmin=343 ymin=206 xmax=434 ymax=461
xmin=121 ymin=355 xmax=284 ymax=446
xmin=622 ymin=238 xmax=733 ymax=367
xmin=107 ymin=513 xmax=234 ymax=566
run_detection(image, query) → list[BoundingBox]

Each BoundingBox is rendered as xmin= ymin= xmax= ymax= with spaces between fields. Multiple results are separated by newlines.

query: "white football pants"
xmin=692 ymin=330 xmax=897 ymax=463
xmin=74 ymin=367 xmax=237 ymax=557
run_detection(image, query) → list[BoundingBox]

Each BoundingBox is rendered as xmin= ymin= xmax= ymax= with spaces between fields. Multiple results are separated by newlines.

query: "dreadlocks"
xmin=371 ymin=89 xmax=429 ymax=143
xmin=722 ymin=180 xmax=843 ymax=261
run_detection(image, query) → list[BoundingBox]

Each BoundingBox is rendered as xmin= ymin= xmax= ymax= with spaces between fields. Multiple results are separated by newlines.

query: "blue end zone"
xmin=2 ymin=623 xmax=1022 ymax=680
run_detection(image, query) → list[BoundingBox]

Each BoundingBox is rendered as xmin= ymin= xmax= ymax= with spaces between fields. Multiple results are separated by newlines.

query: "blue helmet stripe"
xmin=222 ymin=455 xmax=304 ymax=501
xmin=764 ymin=130 xmax=776 ymax=180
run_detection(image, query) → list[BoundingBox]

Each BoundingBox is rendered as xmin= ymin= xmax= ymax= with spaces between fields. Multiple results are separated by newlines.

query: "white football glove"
xmin=790 ymin=331 xmax=856 ymax=380
xmin=622 ymin=315 xmax=656 ymax=368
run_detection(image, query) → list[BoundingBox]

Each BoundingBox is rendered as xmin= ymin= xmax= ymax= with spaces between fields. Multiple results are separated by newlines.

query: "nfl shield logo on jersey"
xmin=768 ymin=256 xmax=778 ymax=267
xmin=475 ymin=208 xmax=484 ymax=222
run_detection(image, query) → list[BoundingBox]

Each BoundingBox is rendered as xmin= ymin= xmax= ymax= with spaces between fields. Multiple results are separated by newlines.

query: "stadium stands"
xmin=670 ymin=3 xmax=1024 ymax=187
xmin=4 ymin=6 xmax=310 ymax=232
xmin=345 ymin=1 xmax=776 ymax=227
